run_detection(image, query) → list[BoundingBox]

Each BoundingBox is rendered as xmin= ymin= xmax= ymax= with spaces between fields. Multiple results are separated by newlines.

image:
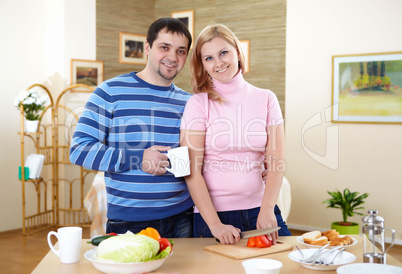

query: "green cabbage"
xmin=97 ymin=234 xmax=160 ymax=263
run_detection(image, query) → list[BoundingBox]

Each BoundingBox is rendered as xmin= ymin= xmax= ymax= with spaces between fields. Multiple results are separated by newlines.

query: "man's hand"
xmin=142 ymin=145 xmax=171 ymax=175
xmin=262 ymin=169 xmax=268 ymax=182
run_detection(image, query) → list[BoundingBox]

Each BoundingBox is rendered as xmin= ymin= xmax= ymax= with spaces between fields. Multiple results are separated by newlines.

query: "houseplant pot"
xmin=322 ymin=188 xmax=369 ymax=235
xmin=25 ymin=120 xmax=39 ymax=133
xmin=331 ymin=221 xmax=360 ymax=234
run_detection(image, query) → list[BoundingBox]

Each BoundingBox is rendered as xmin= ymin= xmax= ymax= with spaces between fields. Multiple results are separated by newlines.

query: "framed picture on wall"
xmin=119 ymin=32 xmax=147 ymax=65
xmin=240 ymin=40 xmax=250 ymax=73
xmin=332 ymin=51 xmax=402 ymax=124
xmin=71 ymin=59 xmax=104 ymax=91
xmin=171 ymin=10 xmax=194 ymax=49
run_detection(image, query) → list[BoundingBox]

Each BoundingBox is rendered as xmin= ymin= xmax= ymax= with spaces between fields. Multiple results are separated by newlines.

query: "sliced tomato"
xmin=158 ymin=238 xmax=173 ymax=254
xmin=255 ymin=235 xmax=272 ymax=248
xmin=247 ymin=237 xmax=256 ymax=247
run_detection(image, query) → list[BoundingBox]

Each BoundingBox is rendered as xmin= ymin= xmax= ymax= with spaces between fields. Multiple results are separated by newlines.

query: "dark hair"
xmin=147 ymin=17 xmax=192 ymax=52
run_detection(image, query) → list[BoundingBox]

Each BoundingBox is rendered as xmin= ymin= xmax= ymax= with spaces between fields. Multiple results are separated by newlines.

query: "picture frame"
xmin=171 ymin=10 xmax=194 ymax=49
xmin=332 ymin=52 xmax=402 ymax=124
xmin=240 ymin=40 xmax=250 ymax=73
xmin=70 ymin=59 xmax=104 ymax=91
xmin=119 ymin=32 xmax=147 ymax=65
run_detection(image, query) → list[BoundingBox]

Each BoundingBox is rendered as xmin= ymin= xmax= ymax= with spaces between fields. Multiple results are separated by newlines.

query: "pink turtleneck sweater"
xmin=181 ymin=72 xmax=283 ymax=212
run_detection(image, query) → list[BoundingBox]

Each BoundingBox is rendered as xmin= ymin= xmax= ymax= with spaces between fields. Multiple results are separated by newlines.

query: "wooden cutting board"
xmin=205 ymin=240 xmax=293 ymax=260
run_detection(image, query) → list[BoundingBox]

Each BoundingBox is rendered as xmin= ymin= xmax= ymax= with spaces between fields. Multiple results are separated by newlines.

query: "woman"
xmin=180 ymin=24 xmax=291 ymax=244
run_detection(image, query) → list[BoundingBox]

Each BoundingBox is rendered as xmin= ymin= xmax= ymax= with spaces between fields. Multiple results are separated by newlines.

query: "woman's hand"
xmin=256 ymin=209 xmax=279 ymax=244
xmin=210 ymin=223 xmax=241 ymax=245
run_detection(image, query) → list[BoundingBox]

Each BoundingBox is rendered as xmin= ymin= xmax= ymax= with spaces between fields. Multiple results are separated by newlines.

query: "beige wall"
xmin=96 ymin=0 xmax=155 ymax=80
xmin=154 ymin=0 xmax=286 ymax=116
xmin=96 ymin=0 xmax=286 ymax=116
xmin=0 ymin=0 xmax=96 ymax=232
xmin=286 ymin=0 xmax=402 ymax=244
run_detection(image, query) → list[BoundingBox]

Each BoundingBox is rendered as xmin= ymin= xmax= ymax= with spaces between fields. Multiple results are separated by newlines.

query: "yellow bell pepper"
xmin=138 ymin=227 xmax=161 ymax=241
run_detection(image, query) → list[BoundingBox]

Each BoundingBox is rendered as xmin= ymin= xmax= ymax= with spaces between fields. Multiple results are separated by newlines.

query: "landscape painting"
xmin=71 ymin=59 xmax=103 ymax=91
xmin=332 ymin=52 xmax=402 ymax=123
xmin=119 ymin=32 xmax=147 ymax=65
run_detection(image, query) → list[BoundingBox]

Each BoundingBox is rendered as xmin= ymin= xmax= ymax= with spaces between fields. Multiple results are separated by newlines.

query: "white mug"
xmin=47 ymin=226 xmax=82 ymax=264
xmin=166 ymin=146 xmax=191 ymax=177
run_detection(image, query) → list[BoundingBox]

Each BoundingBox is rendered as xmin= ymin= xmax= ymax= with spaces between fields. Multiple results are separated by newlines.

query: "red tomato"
xmin=247 ymin=237 xmax=256 ymax=247
xmin=158 ymin=238 xmax=173 ymax=254
xmin=255 ymin=235 xmax=272 ymax=248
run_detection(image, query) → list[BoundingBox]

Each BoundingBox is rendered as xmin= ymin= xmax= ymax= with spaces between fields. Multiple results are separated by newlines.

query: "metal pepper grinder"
xmin=361 ymin=210 xmax=395 ymax=264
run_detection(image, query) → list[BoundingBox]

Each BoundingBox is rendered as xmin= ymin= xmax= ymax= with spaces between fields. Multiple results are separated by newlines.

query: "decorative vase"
xmin=331 ymin=221 xmax=360 ymax=234
xmin=25 ymin=120 xmax=39 ymax=133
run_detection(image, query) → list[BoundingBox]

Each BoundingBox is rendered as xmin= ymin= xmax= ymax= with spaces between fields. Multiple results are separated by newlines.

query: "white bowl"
xmin=337 ymin=263 xmax=402 ymax=274
xmin=84 ymin=248 xmax=172 ymax=274
xmin=288 ymin=248 xmax=356 ymax=271
xmin=296 ymin=235 xmax=357 ymax=249
xmin=242 ymin=258 xmax=283 ymax=274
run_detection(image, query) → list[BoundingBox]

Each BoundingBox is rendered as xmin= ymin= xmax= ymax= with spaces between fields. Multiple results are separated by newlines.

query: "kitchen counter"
xmin=33 ymin=235 xmax=401 ymax=273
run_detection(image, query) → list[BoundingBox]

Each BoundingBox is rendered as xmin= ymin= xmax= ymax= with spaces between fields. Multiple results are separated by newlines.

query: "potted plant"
xmin=322 ymin=188 xmax=369 ymax=234
xmin=14 ymin=87 xmax=49 ymax=132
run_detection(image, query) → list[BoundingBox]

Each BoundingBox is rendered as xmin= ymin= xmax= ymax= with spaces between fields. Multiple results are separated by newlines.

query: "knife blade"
xmin=240 ymin=227 xmax=281 ymax=239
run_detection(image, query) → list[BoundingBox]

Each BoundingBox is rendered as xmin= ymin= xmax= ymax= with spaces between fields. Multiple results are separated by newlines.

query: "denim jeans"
xmin=106 ymin=207 xmax=193 ymax=238
xmin=193 ymin=205 xmax=291 ymax=237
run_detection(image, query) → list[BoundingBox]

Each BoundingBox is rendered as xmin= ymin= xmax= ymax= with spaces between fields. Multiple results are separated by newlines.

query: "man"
xmin=69 ymin=18 xmax=193 ymax=237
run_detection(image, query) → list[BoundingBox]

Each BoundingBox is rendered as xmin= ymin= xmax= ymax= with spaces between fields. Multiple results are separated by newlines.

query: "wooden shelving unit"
xmin=18 ymin=83 xmax=96 ymax=236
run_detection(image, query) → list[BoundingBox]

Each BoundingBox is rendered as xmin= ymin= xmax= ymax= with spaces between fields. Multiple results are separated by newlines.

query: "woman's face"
xmin=200 ymin=37 xmax=239 ymax=83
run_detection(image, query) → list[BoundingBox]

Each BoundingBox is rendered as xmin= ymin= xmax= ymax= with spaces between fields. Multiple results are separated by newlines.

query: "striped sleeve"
xmin=69 ymin=83 xmax=143 ymax=172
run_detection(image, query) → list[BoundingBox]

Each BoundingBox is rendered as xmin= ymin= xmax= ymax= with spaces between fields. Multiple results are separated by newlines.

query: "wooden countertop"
xmin=33 ymin=235 xmax=401 ymax=274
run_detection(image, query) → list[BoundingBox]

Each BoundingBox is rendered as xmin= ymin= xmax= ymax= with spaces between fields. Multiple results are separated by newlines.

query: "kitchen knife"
xmin=240 ymin=227 xmax=281 ymax=239
xmin=215 ymin=227 xmax=281 ymax=242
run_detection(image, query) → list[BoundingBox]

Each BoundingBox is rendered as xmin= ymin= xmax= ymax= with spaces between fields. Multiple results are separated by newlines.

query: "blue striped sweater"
xmin=69 ymin=72 xmax=194 ymax=221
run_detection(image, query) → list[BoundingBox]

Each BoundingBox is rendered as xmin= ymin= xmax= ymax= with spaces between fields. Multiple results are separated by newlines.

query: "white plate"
xmin=337 ymin=263 xmax=402 ymax=274
xmin=296 ymin=235 xmax=357 ymax=249
xmin=288 ymin=248 xmax=356 ymax=271
xmin=84 ymin=248 xmax=172 ymax=274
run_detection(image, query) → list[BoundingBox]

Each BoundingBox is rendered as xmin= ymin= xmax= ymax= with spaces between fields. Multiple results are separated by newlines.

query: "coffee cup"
xmin=47 ymin=226 xmax=82 ymax=263
xmin=242 ymin=258 xmax=283 ymax=274
xmin=166 ymin=146 xmax=191 ymax=177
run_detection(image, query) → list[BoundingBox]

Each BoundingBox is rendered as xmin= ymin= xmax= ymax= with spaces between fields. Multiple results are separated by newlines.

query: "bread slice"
xmin=302 ymin=230 xmax=321 ymax=242
xmin=309 ymin=236 xmax=329 ymax=246
xmin=343 ymin=236 xmax=354 ymax=245
xmin=326 ymin=230 xmax=340 ymax=241
xmin=322 ymin=229 xmax=336 ymax=237
xmin=329 ymin=240 xmax=343 ymax=246
xmin=330 ymin=237 xmax=348 ymax=246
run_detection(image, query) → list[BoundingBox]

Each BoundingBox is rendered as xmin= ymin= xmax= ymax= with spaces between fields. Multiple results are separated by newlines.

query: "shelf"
xmin=19 ymin=178 xmax=44 ymax=183
xmin=19 ymin=83 xmax=95 ymax=236
xmin=18 ymin=132 xmax=43 ymax=135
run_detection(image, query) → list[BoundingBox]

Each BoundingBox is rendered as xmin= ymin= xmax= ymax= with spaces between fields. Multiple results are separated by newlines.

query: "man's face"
xmin=145 ymin=29 xmax=189 ymax=86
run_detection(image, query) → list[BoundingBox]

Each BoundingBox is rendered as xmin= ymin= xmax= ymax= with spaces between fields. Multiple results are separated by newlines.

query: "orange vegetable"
xmin=247 ymin=237 xmax=256 ymax=247
xmin=255 ymin=235 xmax=272 ymax=248
xmin=138 ymin=227 xmax=161 ymax=241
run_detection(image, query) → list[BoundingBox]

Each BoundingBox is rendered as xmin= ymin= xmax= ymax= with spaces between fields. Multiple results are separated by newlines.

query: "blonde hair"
xmin=190 ymin=24 xmax=246 ymax=101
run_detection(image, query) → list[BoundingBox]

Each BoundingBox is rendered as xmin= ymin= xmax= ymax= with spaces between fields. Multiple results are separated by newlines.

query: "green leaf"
xmin=344 ymin=188 xmax=350 ymax=198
